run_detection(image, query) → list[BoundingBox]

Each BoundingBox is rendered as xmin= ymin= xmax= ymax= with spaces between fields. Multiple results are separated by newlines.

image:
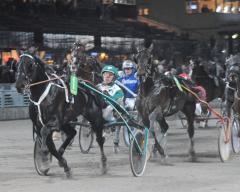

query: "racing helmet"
xmin=179 ymin=73 xmax=191 ymax=80
xmin=122 ymin=60 xmax=136 ymax=70
xmin=101 ymin=65 xmax=119 ymax=77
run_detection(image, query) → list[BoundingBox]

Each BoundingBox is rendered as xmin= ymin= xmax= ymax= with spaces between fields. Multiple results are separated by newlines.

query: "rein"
xmin=26 ymin=75 xmax=65 ymax=88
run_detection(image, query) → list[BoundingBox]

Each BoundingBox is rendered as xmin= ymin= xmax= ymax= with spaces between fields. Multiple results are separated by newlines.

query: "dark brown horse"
xmin=191 ymin=60 xmax=225 ymax=103
xmin=135 ymin=46 xmax=198 ymax=161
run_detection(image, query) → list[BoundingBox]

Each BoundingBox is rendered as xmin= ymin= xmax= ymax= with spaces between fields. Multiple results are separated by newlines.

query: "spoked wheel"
xmin=34 ymin=137 xmax=52 ymax=176
xmin=78 ymin=118 xmax=94 ymax=154
xmin=218 ymin=120 xmax=231 ymax=162
xmin=129 ymin=129 xmax=148 ymax=177
xmin=231 ymin=117 xmax=240 ymax=153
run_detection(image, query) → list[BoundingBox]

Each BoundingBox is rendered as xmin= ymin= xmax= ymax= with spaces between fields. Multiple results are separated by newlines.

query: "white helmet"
xmin=122 ymin=60 xmax=135 ymax=70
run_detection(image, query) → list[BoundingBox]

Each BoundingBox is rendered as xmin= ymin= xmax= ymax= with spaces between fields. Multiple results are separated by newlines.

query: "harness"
xmin=29 ymin=73 xmax=69 ymax=126
xmin=19 ymin=54 xmax=69 ymax=127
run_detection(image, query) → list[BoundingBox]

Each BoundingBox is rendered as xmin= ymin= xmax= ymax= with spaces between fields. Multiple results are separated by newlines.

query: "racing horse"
xmin=15 ymin=54 xmax=107 ymax=177
xmin=190 ymin=59 xmax=225 ymax=127
xmin=224 ymin=57 xmax=240 ymax=153
xmin=135 ymin=46 xmax=197 ymax=161
xmin=224 ymin=54 xmax=240 ymax=119
xmin=227 ymin=62 xmax=240 ymax=113
xmin=191 ymin=59 xmax=225 ymax=103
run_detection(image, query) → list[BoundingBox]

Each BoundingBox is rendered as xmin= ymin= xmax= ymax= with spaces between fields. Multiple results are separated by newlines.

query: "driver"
xmin=117 ymin=60 xmax=139 ymax=110
xmin=97 ymin=65 xmax=124 ymax=153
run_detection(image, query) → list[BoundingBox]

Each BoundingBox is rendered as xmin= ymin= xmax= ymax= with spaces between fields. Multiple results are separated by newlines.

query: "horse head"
xmin=191 ymin=59 xmax=210 ymax=82
xmin=71 ymin=42 xmax=86 ymax=63
xmin=15 ymin=54 xmax=46 ymax=93
xmin=71 ymin=42 xmax=102 ymax=84
xmin=135 ymin=44 xmax=154 ymax=82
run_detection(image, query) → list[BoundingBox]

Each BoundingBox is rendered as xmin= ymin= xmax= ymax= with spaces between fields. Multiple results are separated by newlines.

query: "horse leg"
xmin=46 ymin=133 xmax=72 ymax=178
xmin=38 ymin=126 xmax=52 ymax=170
xmin=149 ymin=107 xmax=168 ymax=161
xmin=58 ymin=124 xmax=77 ymax=157
xmin=183 ymin=104 xmax=196 ymax=162
xmin=94 ymin=124 xmax=107 ymax=174
xmin=40 ymin=126 xmax=51 ymax=153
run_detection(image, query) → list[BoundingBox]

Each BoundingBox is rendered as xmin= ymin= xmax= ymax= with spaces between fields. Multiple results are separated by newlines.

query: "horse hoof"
xmin=147 ymin=144 xmax=156 ymax=160
xmin=187 ymin=155 xmax=197 ymax=162
xmin=101 ymin=161 xmax=108 ymax=175
xmin=101 ymin=166 xmax=108 ymax=175
xmin=160 ymin=155 xmax=170 ymax=165
xmin=65 ymin=169 xmax=72 ymax=178
xmin=41 ymin=160 xmax=50 ymax=171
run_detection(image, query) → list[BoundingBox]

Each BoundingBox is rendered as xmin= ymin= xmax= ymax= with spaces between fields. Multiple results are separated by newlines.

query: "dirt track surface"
xmin=0 ymin=119 xmax=240 ymax=192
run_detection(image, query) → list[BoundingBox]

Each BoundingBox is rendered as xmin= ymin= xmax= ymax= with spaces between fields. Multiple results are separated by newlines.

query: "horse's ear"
xmin=148 ymin=43 xmax=154 ymax=53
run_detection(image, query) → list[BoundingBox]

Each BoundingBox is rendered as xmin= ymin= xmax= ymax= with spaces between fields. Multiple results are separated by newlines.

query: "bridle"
xmin=17 ymin=54 xmax=40 ymax=92
xmin=135 ymin=49 xmax=154 ymax=80
xmin=71 ymin=50 xmax=101 ymax=84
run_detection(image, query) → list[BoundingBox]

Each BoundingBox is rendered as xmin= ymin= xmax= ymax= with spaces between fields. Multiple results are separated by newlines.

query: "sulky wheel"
xmin=129 ymin=129 xmax=148 ymax=177
xmin=34 ymin=137 xmax=52 ymax=176
xmin=231 ymin=117 xmax=240 ymax=153
xmin=78 ymin=119 xmax=94 ymax=154
xmin=218 ymin=120 xmax=231 ymax=162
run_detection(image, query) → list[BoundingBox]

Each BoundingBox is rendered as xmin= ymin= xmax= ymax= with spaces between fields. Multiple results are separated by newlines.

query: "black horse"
xmin=191 ymin=60 xmax=225 ymax=102
xmin=135 ymin=46 xmax=197 ymax=161
xmin=15 ymin=54 xmax=107 ymax=177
